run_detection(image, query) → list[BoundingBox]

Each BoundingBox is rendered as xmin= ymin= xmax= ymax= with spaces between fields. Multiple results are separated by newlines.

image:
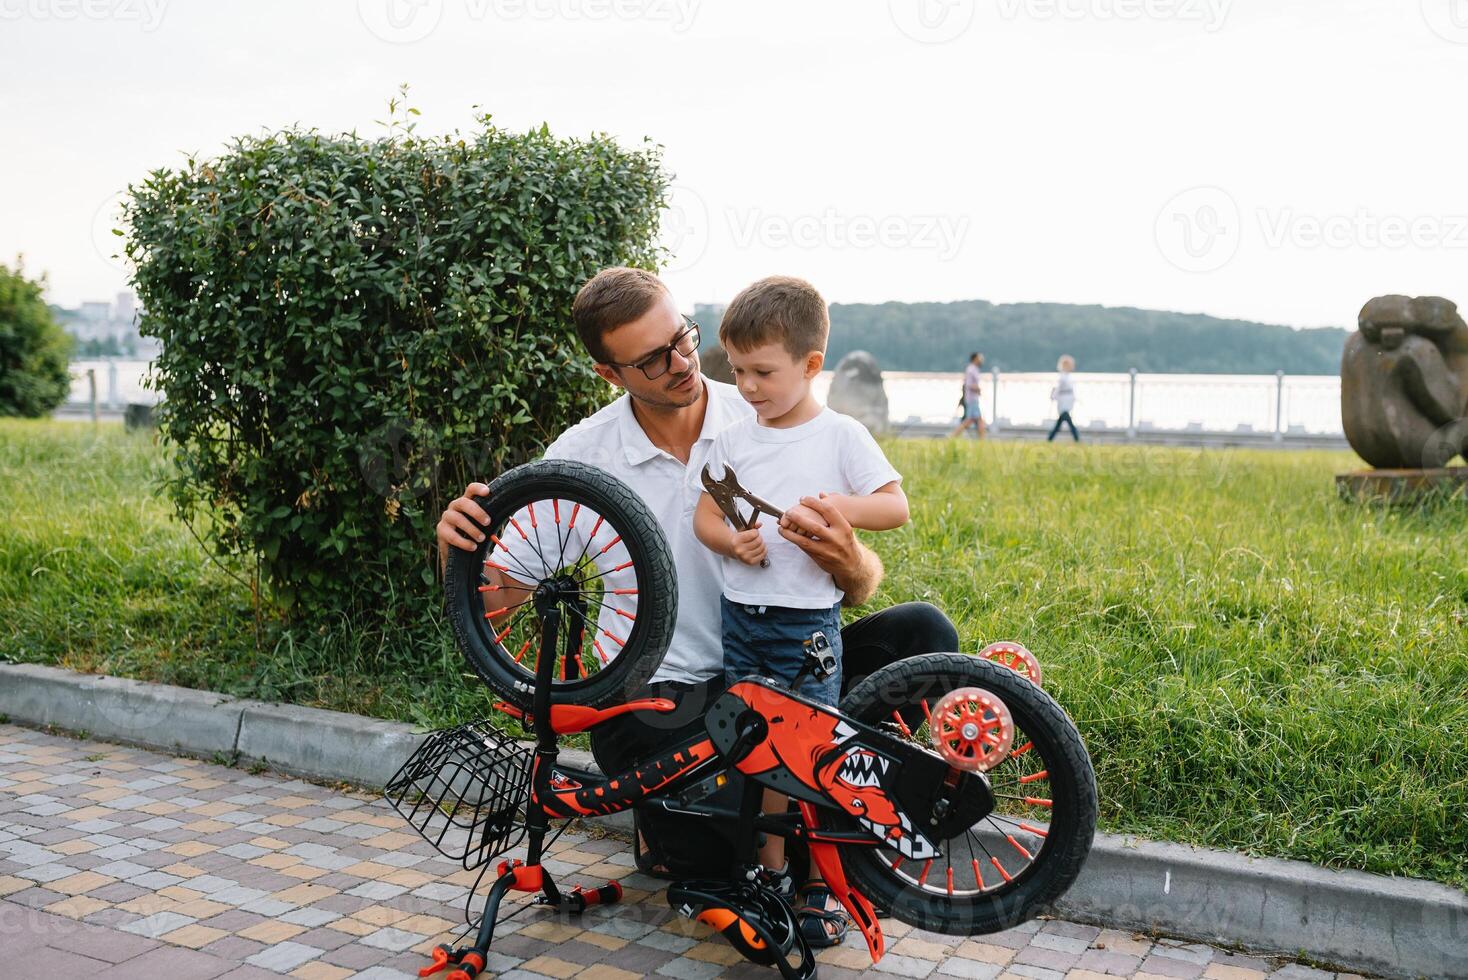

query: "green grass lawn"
xmin=2 ymin=419 xmax=1464 ymax=887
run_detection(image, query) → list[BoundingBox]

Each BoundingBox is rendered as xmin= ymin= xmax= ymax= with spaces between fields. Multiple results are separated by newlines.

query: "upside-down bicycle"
xmin=386 ymin=459 xmax=1097 ymax=979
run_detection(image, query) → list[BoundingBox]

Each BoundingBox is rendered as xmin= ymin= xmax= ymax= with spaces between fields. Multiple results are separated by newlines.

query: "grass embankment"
xmin=1 ymin=420 xmax=1464 ymax=887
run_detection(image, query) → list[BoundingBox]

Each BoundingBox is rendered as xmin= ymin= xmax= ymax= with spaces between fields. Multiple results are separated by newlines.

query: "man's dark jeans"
xmin=589 ymin=602 xmax=961 ymax=875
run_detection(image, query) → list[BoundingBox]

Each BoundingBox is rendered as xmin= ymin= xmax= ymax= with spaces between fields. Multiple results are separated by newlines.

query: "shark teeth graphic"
xmin=837 ymin=750 xmax=886 ymax=788
xmin=833 ymin=721 xmax=858 ymax=744
xmin=856 ymin=817 xmax=940 ymax=860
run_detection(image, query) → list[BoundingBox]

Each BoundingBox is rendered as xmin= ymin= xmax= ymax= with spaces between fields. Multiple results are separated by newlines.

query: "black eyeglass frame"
xmin=605 ymin=316 xmax=701 ymax=380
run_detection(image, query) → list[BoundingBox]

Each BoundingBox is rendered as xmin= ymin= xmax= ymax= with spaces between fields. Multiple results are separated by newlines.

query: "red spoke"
xmin=569 ymin=503 xmax=580 ymax=528
xmin=597 ymin=535 xmax=623 ymax=556
xmin=1010 ymin=741 xmax=1034 ymax=759
xmin=484 ymin=560 xmax=510 ymax=573
xmin=494 ymin=623 xmax=514 ymax=644
xmin=527 ymin=502 xmax=537 ymax=528
xmin=946 ymin=867 xmax=954 ymax=895
xmin=890 ymin=853 xmax=903 ymax=870
xmin=991 ymin=857 xmax=1012 ymax=882
xmin=1022 ymin=797 xmax=1053 ymax=808
xmin=594 ymin=640 xmax=610 ymax=665
xmin=509 ymin=518 xmax=528 ymax=541
xmin=589 ymin=515 xmax=604 ymax=539
xmin=553 ymin=500 xmax=560 ymax=525
xmin=1005 ymin=835 xmax=1033 ymax=860
xmin=972 ymin=858 xmax=985 ymax=889
xmin=485 ymin=607 xmax=514 ymax=620
xmin=601 ymin=629 xmax=625 ymax=647
xmin=918 ymin=860 xmax=932 ymax=886
xmin=1019 ymin=770 xmax=1049 ymax=784
xmin=609 ymin=559 xmax=633 ymax=572
xmin=614 ymin=608 xmax=636 ymax=622
xmin=920 ymin=699 xmax=932 ymax=724
xmin=611 ymin=588 xmax=638 ymax=596
xmin=513 ymin=639 xmax=532 ymax=664
xmin=1018 ymin=823 xmax=1049 ymax=839
xmin=891 ymin=710 xmax=912 ymax=739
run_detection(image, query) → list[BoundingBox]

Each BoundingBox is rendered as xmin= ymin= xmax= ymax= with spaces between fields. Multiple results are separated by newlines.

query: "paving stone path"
xmin=0 ymin=723 xmax=1374 ymax=980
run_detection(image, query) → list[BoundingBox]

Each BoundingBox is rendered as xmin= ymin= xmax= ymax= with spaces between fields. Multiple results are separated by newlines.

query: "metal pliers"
xmin=700 ymin=463 xmax=783 ymax=568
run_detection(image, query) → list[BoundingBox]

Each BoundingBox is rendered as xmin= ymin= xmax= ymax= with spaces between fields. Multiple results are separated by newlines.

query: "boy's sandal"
xmin=795 ymin=881 xmax=850 ymax=948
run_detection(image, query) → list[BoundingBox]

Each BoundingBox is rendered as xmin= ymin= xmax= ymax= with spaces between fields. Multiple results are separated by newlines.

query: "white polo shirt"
xmin=541 ymin=378 xmax=754 ymax=685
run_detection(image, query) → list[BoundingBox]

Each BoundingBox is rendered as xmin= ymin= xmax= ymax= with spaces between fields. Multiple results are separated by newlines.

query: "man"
xmin=435 ymin=267 xmax=959 ymax=943
xmin=949 ymin=351 xmax=987 ymax=438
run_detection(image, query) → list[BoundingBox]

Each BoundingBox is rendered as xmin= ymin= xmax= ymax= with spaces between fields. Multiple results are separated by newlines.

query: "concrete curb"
xmin=1 ymin=662 xmax=1462 ymax=978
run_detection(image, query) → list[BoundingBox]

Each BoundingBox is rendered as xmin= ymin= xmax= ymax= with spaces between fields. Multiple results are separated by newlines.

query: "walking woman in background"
xmin=949 ymin=352 xmax=987 ymax=439
xmin=1048 ymin=354 xmax=1079 ymax=442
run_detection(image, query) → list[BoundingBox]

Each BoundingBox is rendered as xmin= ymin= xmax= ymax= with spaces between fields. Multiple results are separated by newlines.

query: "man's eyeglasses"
xmin=607 ymin=317 xmax=701 ymax=380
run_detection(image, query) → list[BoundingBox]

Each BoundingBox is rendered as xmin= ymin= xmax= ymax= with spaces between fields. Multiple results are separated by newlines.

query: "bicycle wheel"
xmin=834 ymin=653 xmax=1096 ymax=935
xmin=443 ymin=459 xmax=676 ymax=711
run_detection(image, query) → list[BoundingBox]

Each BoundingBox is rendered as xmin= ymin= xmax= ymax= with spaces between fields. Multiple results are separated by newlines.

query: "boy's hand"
xmin=730 ymin=522 xmax=767 ymax=566
xmin=779 ymin=499 xmax=833 ymax=539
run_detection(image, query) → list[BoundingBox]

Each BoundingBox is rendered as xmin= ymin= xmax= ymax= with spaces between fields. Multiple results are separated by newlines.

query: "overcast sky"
xmin=2 ymin=0 xmax=1464 ymax=328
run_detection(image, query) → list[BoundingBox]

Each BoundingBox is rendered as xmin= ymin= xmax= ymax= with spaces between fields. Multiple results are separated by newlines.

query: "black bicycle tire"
xmin=443 ymin=459 xmax=677 ymax=711
xmin=835 ymin=653 xmax=1097 ymax=935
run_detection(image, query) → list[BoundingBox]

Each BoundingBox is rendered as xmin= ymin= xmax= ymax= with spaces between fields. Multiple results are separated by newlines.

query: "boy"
xmin=693 ymin=275 xmax=909 ymax=889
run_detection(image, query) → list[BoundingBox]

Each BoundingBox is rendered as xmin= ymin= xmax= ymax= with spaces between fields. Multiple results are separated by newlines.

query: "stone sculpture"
xmin=1342 ymin=295 xmax=1468 ymax=469
xmin=826 ymin=350 xmax=890 ymax=435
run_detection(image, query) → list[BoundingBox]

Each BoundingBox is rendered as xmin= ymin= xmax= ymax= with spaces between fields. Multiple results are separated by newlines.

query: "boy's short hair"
xmin=572 ymin=267 xmax=669 ymax=364
xmin=719 ymin=276 xmax=829 ymax=359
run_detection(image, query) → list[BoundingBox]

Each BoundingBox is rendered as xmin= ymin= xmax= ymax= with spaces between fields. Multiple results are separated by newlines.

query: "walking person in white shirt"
xmin=948 ymin=351 xmax=986 ymax=438
xmin=1048 ymin=354 xmax=1080 ymax=442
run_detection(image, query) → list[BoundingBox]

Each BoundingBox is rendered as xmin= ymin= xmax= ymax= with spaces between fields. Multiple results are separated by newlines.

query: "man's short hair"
xmin=719 ymin=276 xmax=829 ymax=359
xmin=572 ymin=267 xmax=670 ymax=364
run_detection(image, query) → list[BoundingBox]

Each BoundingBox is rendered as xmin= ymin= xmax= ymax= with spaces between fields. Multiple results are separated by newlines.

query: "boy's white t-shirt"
xmin=701 ymin=408 xmax=901 ymax=609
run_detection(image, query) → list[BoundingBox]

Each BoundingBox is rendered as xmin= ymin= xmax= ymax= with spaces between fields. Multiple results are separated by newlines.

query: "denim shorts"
xmin=721 ymin=597 xmax=843 ymax=706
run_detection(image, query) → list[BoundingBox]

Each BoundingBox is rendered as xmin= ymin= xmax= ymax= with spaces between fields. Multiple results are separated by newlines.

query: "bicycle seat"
xmin=494 ymin=698 xmax=677 ymax=735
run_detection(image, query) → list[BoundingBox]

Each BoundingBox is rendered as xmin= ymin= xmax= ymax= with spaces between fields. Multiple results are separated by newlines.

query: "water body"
xmin=71 ymin=361 xmax=1343 ymax=436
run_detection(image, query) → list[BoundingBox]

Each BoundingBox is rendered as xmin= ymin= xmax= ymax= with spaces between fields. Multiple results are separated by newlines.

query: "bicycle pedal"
xmin=801 ymin=630 xmax=837 ymax=681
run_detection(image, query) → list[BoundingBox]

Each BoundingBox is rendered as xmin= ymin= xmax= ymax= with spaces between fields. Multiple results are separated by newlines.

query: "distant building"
xmin=53 ymin=291 xmax=156 ymax=356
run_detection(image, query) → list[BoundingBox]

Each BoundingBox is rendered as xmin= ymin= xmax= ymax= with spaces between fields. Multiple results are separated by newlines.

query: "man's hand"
xmin=730 ymin=523 xmax=768 ymax=566
xmin=777 ymin=492 xmax=883 ymax=605
xmin=436 ymin=483 xmax=490 ymax=572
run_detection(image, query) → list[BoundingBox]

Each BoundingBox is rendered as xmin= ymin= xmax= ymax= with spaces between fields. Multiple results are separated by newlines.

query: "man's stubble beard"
xmin=629 ymin=356 xmax=704 ymax=411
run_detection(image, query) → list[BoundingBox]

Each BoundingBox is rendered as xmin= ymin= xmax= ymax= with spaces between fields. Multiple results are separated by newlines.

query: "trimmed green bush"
xmin=0 ymin=261 xmax=72 ymax=417
xmin=124 ymin=103 xmax=668 ymax=619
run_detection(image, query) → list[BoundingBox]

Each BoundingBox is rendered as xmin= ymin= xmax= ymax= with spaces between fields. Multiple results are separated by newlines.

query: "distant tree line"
xmin=694 ymin=299 xmax=1349 ymax=375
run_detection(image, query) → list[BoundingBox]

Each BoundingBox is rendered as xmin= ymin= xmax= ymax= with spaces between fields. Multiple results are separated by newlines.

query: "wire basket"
xmin=384 ymin=720 xmax=533 ymax=869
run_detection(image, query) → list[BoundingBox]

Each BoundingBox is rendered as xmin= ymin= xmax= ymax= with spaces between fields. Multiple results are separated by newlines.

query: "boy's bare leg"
xmin=759 ymin=788 xmax=787 ymax=872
